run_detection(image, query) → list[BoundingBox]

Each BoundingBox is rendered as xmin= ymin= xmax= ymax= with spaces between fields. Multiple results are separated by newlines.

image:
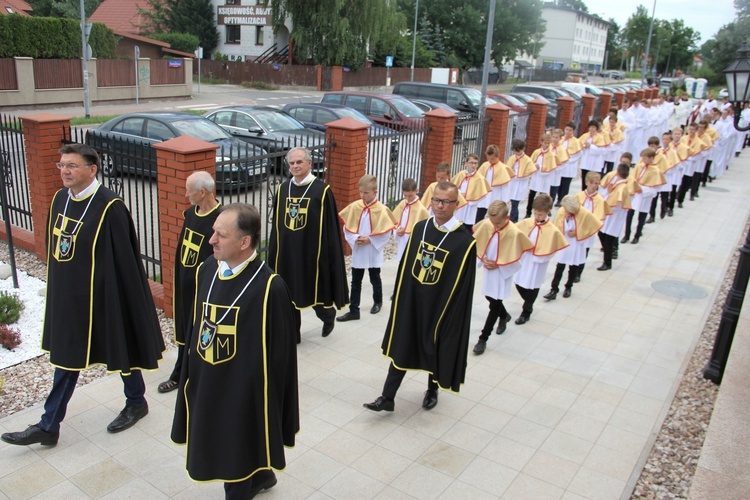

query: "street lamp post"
xmin=410 ymin=0 xmax=419 ymax=82
xmin=640 ymin=0 xmax=657 ymax=84
xmin=665 ymin=43 xmax=676 ymax=78
xmin=703 ymin=47 xmax=750 ymax=384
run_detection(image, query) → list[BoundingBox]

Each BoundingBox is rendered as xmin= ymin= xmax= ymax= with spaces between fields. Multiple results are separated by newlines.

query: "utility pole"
xmin=640 ymin=0 xmax=657 ymax=84
xmin=410 ymin=0 xmax=419 ymax=82
xmin=80 ymin=0 xmax=90 ymax=118
xmin=477 ymin=0 xmax=497 ymax=156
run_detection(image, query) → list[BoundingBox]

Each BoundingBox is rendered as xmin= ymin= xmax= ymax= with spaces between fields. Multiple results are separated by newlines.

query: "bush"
xmin=148 ymin=33 xmax=200 ymax=55
xmin=0 ymin=291 xmax=24 ymax=325
xmin=0 ymin=15 xmax=116 ymax=59
xmin=241 ymin=81 xmax=280 ymax=91
xmin=0 ymin=324 xmax=21 ymax=350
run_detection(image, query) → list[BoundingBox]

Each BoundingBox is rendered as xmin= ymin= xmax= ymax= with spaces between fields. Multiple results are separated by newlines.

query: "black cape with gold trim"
xmin=173 ymin=203 xmax=220 ymax=345
xmin=268 ymin=178 xmax=349 ymax=310
xmin=41 ymin=186 xmax=164 ymax=373
xmin=382 ymin=218 xmax=476 ymax=392
xmin=171 ymin=256 xmax=299 ymax=482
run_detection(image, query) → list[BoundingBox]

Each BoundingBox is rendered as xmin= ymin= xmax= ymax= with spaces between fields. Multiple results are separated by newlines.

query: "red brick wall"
xmin=556 ymin=96 xmax=575 ymax=129
xmin=420 ymin=109 xmax=457 ymax=193
xmin=526 ymin=99 xmax=548 ymax=152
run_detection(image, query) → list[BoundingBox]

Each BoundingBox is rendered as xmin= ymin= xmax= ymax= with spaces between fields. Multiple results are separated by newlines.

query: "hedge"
xmin=0 ymin=14 xmax=116 ymax=59
xmin=148 ymin=33 xmax=200 ymax=55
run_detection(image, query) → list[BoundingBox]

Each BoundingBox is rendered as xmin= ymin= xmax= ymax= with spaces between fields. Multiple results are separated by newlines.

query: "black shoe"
xmin=422 ymin=389 xmax=438 ymax=410
xmin=1 ymin=424 xmax=59 ymax=446
xmin=363 ymin=396 xmax=394 ymax=412
xmin=690 ymin=194 xmax=695 ymax=201
xmin=646 ymin=216 xmax=655 ymax=224
xmin=695 ymin=192 xmax=699 ymax=198
xmin=701 ymin=182 xmax=706 ymax=188
xmin=660 ymin=210 xmax=667 ymax=220
xmin=668 ymin=209 xmax=673 ymax=217
xmin=370 ymin=303 xmax=382 ymax=314
xmin=621 ymin=236 xmax=630 ymax=244
xmin=514 ymin=315 xmax=529 ymax=325
xmin=496 ymin=313 xmax=512 ymax=335
xmin=709 ymin=176 xmax=714 ymax=182
xmin=473 ymin=340 xmax=487 ymax=355
xmin=554 ymin=201 xmax=562 ymax=207
xmin=543 ymin=289 xmax=558 ymax=301
xmin=631 ymin=237 xmax=640 ymax=244
xmin=321 ymin=321 xmax=334 ymax=337
xmin=248 ymin=471 xmax=277 ymax=499
xmin=562 ymin=287 xmax=572 ymax=298
xmin=107 ymin=403 xmax=148 ymax=433
xmin=337 ymin=312 xmax=360 ymax=322
xmin=573 ymin=273 xmax=581 ymax=283
xmin=678 ymin=202 xmax=683 ymax=208
xmin=612 ymin=251 xmax=618 ymax=260
xmin=157 ymin=379 xmax=179 ymax=393
xmin=597 ymin=264 xmax=611 ymax=271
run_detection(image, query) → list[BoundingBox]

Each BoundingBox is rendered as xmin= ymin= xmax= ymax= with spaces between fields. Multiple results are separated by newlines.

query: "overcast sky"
xmin=586 ymin=0 xmax=737 ymax=45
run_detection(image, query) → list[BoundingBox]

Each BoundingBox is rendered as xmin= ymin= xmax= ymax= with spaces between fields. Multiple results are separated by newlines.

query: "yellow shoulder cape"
xmin=552 ymin=144 xmax=570 ymax=165
xmin=392 ymin=198 xmax=430 ymax=234
xmin=606 ymin=179 xmax=632 ymax=209
xmin=565 ymin=136 xmax=583 ymax=156
xmin=515 ymin=218 xmax=569 ymax=257
xmin=339 ymin=199 xmax=397 ymax=236
xmin=478 ymin=160 xmax=515 ymax=187
xmin=473 ymin=219 xmax=534 ymax=266
xmin=452 ymin=170 xmax=492 ymax=201
xmin=530 ymin=149 xmax=558 ymax=173
xmin=575 ymin=190 xmax=612 ymax=220
xmin=505 ymin=154 xmax=538 ymax=178
xmin=553 ymin=206 xmax=603 ymax=241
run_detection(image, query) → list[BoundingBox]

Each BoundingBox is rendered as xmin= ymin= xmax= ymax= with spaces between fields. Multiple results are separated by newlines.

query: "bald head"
xmin=187 ymin=171 xmax=215 ymax=193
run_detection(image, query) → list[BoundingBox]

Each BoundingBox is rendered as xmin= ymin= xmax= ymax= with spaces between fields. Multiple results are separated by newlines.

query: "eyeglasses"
xmin=55 ymin=162 xmax=92 ymax=170
xmin=431 ymin=197 xmax=457 ymax=206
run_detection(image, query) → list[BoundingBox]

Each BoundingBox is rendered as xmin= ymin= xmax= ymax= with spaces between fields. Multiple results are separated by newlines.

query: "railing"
xmin=0 ymin=59 xmax=17 ymax=90
xmin=451 ymin=116 xmax=488 ymax=175
xmin=505 ymin=111 xmax=530 ymax=160
xmin=366 ymin=125 xmax=426 ymax=210
xmin=593 ymin=97 xmax=603 ymax=121
xmin=0 ymin=114 xmax=33 ymax=231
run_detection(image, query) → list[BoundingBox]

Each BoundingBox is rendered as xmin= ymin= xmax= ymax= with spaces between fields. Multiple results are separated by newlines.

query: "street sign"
xmin=195 ymin=47 xmax=203 ymax=59
xmin=385 ymin=56 xmax=394 ymax=68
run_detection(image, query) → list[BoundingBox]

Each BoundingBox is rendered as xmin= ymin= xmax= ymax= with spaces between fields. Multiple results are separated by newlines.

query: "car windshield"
xmin=463 ymin=88 xmax=490 ymax=106
xmin=255 ymin=111 xmax=306 ymax=132
xmin=498 ymin=94 xmax=524 ymax=106
xmin=389 ymin=98 xmax=425 ymax=118
xmin=335 ymin=108 xmax=374 ymax=125
xmin=586 ymin=86 xmax=602 ymax=96
xmin=172 ymin=119 xmax=231 ymax=142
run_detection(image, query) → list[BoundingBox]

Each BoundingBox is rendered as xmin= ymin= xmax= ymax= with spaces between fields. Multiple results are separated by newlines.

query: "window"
xmin=211 ymin=111 xmax=234 ymax=127
xmin=344 ymin=95 xmax=367 ymax=114
xmin=446 ymin=89 xmax=464 ymax=108
xmin=227 ymin=0 xmax=239 ymax=4
xmin=112 ymin=118 xmax=145 ymax=137
xmin=256 ymin=26 xmax=264 ymax=45
xmin=145 ymin=120 xmax=175 ymax=141
xmin=316 ymin=110 xmax=337 ymax=124
xmin=235 ymin=113 xmax=261 ymax=131
xmin=257 ymin=0 xmax=269 ymax=5
xmin=226 ymin=26 xmax=241 ymax=44
xmin=321 ymin=94 xmax=344 ymax=104
xmin=369 ymin=98 xmax=390 ymax=118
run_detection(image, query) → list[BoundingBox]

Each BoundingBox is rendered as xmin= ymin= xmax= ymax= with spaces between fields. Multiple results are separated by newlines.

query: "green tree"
xmin=622 ymin=5 xmax=651 ymax=71
xmin=605 ymin=18 xmax=622 ymax=69
xmin=735 ymin=0 xmax=750 ymax=19
xmin=397 ymin=0 xmax=544 ymax=70
xmin=134 ymin=0 xmax=176 ymax=34
xmin=28 ymin=0 xmax=104 ymax=18
xmin=710 ymin=17 xmax=750 ymax=76
xmin=270 ymin=0 xmax=405 ymax=68
xmin=169 ymin=0 xmax=218 ymax=54
xmin=554 ymin=0 xmax=589 ymax=12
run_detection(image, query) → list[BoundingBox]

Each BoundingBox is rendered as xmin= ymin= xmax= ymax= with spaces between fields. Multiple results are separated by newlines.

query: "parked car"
xmin=204 ymin=106 xmax=326 ymax=174
xmin=86 ymin=112 xmax=268 ymax=189
xmin=507 ymin=92 xmax=558 ymax=128
xmin=561 ymin=82 xmax=603 ymax=96
xmin=320 ymin=92 xmax=424 ymax=130
xmin=719 ymin=88 xmax=729 ymax=99
xmin=556 ymin=87 xmax=583 ymax=100
xmin=409 ymin=99 xmax=461 ymax=114
xmin=487 ymin=92 xmax=528 ymax=113
xmin=392 ymin=81 xmax=495 ymax=116
xmin=511 ymin=84 xmax=569 ymax=102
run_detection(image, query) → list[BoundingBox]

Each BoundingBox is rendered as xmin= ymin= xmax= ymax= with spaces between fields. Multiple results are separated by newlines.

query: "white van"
xmin=561 ymin=82 xmax=603 ymax=96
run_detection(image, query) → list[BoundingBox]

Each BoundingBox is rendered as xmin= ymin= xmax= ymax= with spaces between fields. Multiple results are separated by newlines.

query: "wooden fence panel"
xmin=34 ymin=59 xmax=83 ymax=89
xmin=342 ymin=67 xmax=431 ymax=87
xmin=150 ymin=59 xmax=185 ymax=85
xmin=98 ymin=59 xmax=136 ymax=87
xmin=0 ymin=59 xmax=18 ymax=90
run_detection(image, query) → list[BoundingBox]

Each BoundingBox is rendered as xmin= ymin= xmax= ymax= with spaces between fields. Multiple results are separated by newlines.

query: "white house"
xmin=211 ymin=0 xmax=290 ymax=62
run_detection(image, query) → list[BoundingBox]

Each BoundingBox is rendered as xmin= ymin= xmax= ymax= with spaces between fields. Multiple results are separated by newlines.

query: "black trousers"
xmin=515 ymin=284 xmax=539 ymax=317
xmin=382 ymin=363 xmax=438 ymax=400
xmin=625 ymin=210 xmax=646 ymax=239
xmin=702 ymin=160 xmax=712 ymax=184
xmin=603 ymin=161 xmax=614 ymax=173
xmin=349 ymin=267 xmax=382 ymax=313
xmin=526 ymin=189 xmax=537 ymax=218
xmin=668 ymin=185 xmax=677 ymax=211
xmin=677 ymin=174 xmax=692 ymax=204
xmin=598 ymin=232 xmax=616 ymax=266
xmin=690 ymin=172 xmax=701 ymax=197
xmin=580 ymin=169 xmax=589 ymax=192
xmin=550 ymin=262 xmax=580 ymax=292
xmin=479 ymin=297 xmax=508 ymax=342
xmin=557 ymin=177 xmax=573 ymax=203
xmin=475 ymin=207 xmax=487 ymax=223
xmin=624 ymin=209 xmax=634 ymax=239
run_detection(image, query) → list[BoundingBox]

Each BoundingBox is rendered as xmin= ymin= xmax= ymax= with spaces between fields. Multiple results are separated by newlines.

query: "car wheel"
xmin=100 ymin=153 xmax=118 ymax=178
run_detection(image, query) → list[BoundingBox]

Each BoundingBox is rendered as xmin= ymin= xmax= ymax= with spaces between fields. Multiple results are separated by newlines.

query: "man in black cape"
xmin=364 ymin=181 xmax=476 ymax=412
xmin=171 ymin=203 xmax=299 ymax=499
xmin=158 ymin=171 xmax=221 ymax=394
xmin=2 ymin=144 xmax=164 ymax=447
xmin=268 ymin=147 xmax=348 ymax=340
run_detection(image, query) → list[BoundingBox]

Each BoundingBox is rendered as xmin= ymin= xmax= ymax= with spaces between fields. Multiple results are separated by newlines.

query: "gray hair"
xmin=286 ymin=147 xmax=311 ymax=163
xmin=187 ymin=171 xmax=215 ymax=193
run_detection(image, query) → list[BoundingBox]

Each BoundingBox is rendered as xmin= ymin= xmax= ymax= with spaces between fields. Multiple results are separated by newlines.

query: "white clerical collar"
xmin=434 ymin=216 xmax=460 ymax=231
xmin=292 ymin=173 xmax=315 ymax=186
xmin=219 ymin=250 xmax=257 ymax=277
xmin=69 ymin=179 xmax=100 ymax=200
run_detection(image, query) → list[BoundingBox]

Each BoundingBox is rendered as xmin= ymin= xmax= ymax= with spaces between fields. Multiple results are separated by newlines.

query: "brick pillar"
xmin=325 ymin=117 xmax=370 ymax=255
xmin=599 ymin=92 xmax=613 ymax=118
xmin=636 ymin=89 xmax=645 ymax=102
xmin=581 ymin=94 xmax=597 ymax=131
xmin=419 ymin=109 xmax=457 ymax=193
xmin=526 ymin=99 xmax=548 ymax=152
xmin=613 ymin=91 xmax=625 ymax=109
xmin=556 ymin=96 xmax=575 ymax=129
xmin=21 ymin=113 xmax=72 ymax=260
xmin=484 ymin=104 xmax=510 ymax=160
xmin=152 ymin=136 xmax=218 ymax=316
xmin=331 ymin=66 xmax=343 ymax=91
xmin=626 ymin=90 xmax=636 ymax=104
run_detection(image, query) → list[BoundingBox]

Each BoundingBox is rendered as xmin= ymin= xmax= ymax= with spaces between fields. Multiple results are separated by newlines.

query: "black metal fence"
xmin=450 ymin=116 xmax=488 ymax=175
xmin=0 ymin=114 xmax=33 ymax=231
xmin=573 ymin=101 xmax=585 ymax=133
xmin=504 ymin=111 xmax=531 ymax=160
xmin=366 ymin=126 xmax=426 ymax=210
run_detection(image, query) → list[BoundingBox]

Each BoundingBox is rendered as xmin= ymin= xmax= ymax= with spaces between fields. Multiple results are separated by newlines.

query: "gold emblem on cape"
xmin=51 ymin=214 xmax=82 ymax=262
xmin=284 ymin=197 xmax=309 ymax=231
xmin=197 ymin=302 xmax=238 ymax=365
xmin=180 ymin=228 xmax=205 ymax=267
xmin=412 ymin=242 xmax=449 ymax=285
